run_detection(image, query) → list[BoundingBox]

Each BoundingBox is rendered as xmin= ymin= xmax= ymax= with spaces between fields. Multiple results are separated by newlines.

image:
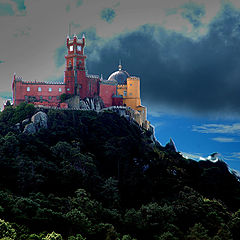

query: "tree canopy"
xmin=0 ymin=104 xmax=239 ymax=239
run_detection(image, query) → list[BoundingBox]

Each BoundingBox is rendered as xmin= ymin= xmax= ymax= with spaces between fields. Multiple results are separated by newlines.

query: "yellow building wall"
xmin=124 ymin=77 xmax=141 ymax=110
xmin=117 ymin=84 xmax=127 ymax=98
xmin=116 ymin=76 xmax=149 ymax=130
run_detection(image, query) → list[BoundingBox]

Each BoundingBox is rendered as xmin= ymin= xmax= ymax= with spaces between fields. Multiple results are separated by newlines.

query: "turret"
xmin=64 ymin=34 xmax=87 ymax=95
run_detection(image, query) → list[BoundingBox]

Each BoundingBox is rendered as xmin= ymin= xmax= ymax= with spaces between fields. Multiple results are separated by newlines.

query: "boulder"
xmin=79 ymin=100 xmax=89 ymax=110
xmin=31 ymin=111 xmax=48 ymax=130
xmin=15 ymin=123 xmax=21 ymax=131
xmin=23 ymin=123 xmax=36 ymax=134
xmin=66 ymin=96 xmax=80 ymax=108
xmin=22 ymin=118 xmax=30 ymax=125
xmin=83 ymin=96 xmax=105 ymax=110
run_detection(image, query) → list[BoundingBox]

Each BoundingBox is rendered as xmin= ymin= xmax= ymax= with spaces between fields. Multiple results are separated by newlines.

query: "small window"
xmin=59 ymin=88 xmax=62 ymax=92
xmin=56 ymin=96 xmax=60 ymax=100
xmin=27 ymin=87 xmax=30 ymax=92
xmin=129 ymin=93 xmax=132 ymax=96
xmin=49 ymin=87 xmax=52 ymax=92
xmin=79 ymin=84 xmax=82 ymax=89
xmin=70 ymin=45 xmax=73 ymax=51
xmin=123 ymin=91 xmax=127 ymax=96
xmin=49 ymin=96 xmax=52 ymax=100
xmin=38 ymin=87 xmax=42 ymax=92
xmin=130 ymin=84 xmax=132 ymax=86
xmin=67 ymin=88 xmax=70 ymax=91
xmin=25 ymin=96 xmax=28 ymax=101
xmin=40 ymin=96 xmax=43 ymax=100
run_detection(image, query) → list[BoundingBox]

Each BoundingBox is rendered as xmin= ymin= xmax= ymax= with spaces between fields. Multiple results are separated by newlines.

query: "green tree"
xmin=156 ymin=231 xmax=179 ymax=240
xmin=43 ymin=232 xmax=63 ymax=240
xmin=0 ymin=219 xmax=16 ymax=239
xmin=65 ymin=209 xmax=91 ymax=234
xmin=229 ymin=209 xmax=240 ymax=240
xmin=68 ymin=234 xmax=86 ymax=240
xmin=121 ymin=235 xmax=136 ymax=240
xmin=101 ymin=177 xmax=120 ymax=208
xmin=93 ymin=223 xmax=119 ymax=240
xmin=12 ymin=102 xmax=35 ymax=124
xmin=213 ymin=224 xmax=233 ymax=240
xmin=186 ymin=223 xmax=210 ymax=240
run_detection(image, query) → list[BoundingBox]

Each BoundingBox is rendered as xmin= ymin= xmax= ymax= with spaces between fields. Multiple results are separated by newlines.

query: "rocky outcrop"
xmin=23 ymin=111 xmax=48 ymax=135
xmin=23 ymin=123 xmax=36 ymax=134
xmin=65 ymin=96 xmax=80 ymax=109
xmin=22 ymin=118 xmax=30 ymax=125
xmin=65 ymin=95 xmax=105 ymax=110
xmin=165 ymin=138 xmax=177 ymax=152
xmin=31 ymin=111 xmax=48 ymax=129
xmin=83 ymin=96 xmax=105 ymax=110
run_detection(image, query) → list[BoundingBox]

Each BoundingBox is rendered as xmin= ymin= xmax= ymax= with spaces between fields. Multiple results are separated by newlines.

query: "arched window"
xmin=49 ymin=87 xmax=52 ymax=92
xmin=38 ymin=87 xmax=42 ymax=92
xmin=27 ymin=87 xmax=30 ymax=92
xmin=59 ymin=88 xmax=62 ymax=92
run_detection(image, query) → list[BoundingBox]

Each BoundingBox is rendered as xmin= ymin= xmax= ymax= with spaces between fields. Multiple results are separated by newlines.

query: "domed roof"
xmin=108 ymin=64 xmax=130 ymax=85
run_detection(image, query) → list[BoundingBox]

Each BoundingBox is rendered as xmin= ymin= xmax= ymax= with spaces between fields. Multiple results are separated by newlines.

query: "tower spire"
xmin=118 ymin=59 xmax=122 ymax=71
xmin=68 ymin=23 xmax=71 ymax=37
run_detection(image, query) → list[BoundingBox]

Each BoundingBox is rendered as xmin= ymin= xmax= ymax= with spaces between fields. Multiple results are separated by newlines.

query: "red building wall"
xmin=112 ymin=96 xmax=123 ymax=106
xmin=12 ymin=75 xmax=65 ymax=106
xmin=64 ymin=70 xmax=75 ymax=94
xmin=99 ymin=83 xmax=117 ymax=107
xmin=86 ymin=77 xmax=99 ymax=97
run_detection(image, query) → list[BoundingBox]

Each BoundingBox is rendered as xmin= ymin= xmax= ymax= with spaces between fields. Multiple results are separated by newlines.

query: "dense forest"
xmin=0 ymin=103 xmax=240 ymax=239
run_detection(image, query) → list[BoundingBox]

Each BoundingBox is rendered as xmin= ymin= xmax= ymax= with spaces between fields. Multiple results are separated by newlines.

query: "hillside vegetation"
xmin=0 ymin=103 xmax=240 ymax=240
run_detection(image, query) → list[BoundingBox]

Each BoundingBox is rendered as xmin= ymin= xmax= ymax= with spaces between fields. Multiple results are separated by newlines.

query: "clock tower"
xmin=64 ymin=34 xmax=87 ymax=96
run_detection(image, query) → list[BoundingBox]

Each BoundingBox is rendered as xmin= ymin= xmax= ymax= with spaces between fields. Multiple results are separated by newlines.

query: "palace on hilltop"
xmin=12 ymin=34 xmax=149 ymax=129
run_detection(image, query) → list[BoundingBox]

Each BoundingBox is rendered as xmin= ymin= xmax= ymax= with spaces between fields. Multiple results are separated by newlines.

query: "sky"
xmin=1 ymin=0 xmax=240 ymax=171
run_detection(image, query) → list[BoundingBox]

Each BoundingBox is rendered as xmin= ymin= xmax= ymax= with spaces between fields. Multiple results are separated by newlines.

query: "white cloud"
xmin=192 ymin=123 xmax=240 ymax=134
xmin=181 ymin=152 xmax=222 ymax=163
xmin=212 ymin=137 xmax=240 ymax=143
xmin=224 ymin=152 xmax=240 ymax=161
xmin=180 ymin=152 xmax=203 ymax=160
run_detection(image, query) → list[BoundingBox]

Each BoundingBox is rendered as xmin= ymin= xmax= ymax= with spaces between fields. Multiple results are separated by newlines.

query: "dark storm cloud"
xmin=55 ymin=4 xmax=240 ymax=115
xmin=54 ymin=45 xmax=66 ymax=68
xmin=11 ymin=0 xmax=26 ymax=12
xmin=181 ymin=2 xmax=205 ymax=27
xmin=0 ymin=3 xmax=15 ymax=16
xmin=66 ymin=0 xmax=83 ymax=12
xmin=76 ymin=0 xmax=83 ymax=7
xmin=100 ymin=8 xmax=116 ymax=23
xmin=0 ymin=0 xmax=26 ymax=16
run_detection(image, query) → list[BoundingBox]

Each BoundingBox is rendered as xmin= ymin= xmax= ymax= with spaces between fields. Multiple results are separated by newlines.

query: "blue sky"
xmin=1 ymin=0 xmax=240 ymax=171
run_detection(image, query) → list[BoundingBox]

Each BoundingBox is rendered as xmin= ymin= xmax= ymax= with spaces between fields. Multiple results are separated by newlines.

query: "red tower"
xmin=64 ymin=34 xmax=87 ymax=97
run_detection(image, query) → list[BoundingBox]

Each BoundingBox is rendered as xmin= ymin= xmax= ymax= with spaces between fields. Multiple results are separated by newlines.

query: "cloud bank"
xmin=2 ymin=0 xmax=240 ymax=117
xmin=192 ymin=123 xmax=240 ymax=134
xmin=75 ymin=3 xmax=240 ymax=116
xmin=212 ymin=137 xmax=239 ymax=143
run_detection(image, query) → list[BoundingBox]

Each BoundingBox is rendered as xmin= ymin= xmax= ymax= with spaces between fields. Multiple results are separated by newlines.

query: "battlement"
xmin=86 ymin=74 xmax=100 ymax=79
xmin=21 ymin=80 xmax=65 ymax=85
